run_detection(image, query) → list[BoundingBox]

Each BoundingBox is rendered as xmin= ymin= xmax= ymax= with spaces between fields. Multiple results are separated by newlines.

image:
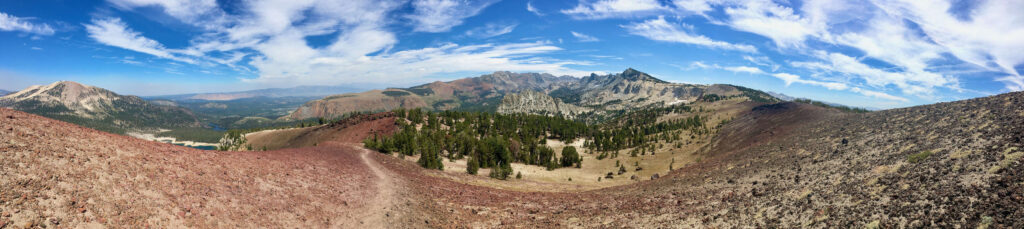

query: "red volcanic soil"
xmin=247 ymin=112 xmax=397 ymax=151
xmin=0 ymin=108 xmax=434 ymax=228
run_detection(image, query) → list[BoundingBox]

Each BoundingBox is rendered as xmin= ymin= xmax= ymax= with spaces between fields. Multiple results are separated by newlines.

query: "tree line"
xmin=364 ymin=105 xmax=705 ymax=179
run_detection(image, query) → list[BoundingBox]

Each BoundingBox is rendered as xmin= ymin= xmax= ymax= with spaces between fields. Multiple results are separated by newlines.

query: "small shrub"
xmin=467 ymin=158 xmax=479 ymax=175
xmin=907 ymin=150 xmax=934 ymax=163
xmin=516 ymin=172 xmax=522 ymax=179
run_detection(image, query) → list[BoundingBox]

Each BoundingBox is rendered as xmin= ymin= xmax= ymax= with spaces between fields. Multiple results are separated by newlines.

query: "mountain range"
xmin=0 ymin=81 xmax=201 ymax=134
xmin=282 ymin=68 xmax=779 ymax=121
xmin=0 ymin=68 xmax=787 ymax=138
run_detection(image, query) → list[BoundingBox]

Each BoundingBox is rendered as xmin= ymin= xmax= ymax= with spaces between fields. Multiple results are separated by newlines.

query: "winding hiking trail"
xmin=350 ymin=144 xmax=400 ymax=228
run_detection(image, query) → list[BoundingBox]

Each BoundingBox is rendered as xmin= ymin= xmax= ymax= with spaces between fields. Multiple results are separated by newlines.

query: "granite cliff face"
xmin=572 ymin=68 xmax=726 ymax=109
xmin=496 ymin=90 xmax=590 ymax=118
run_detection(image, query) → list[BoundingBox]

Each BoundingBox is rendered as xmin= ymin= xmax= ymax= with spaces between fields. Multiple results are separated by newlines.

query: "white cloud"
xmin=772 ymin=73 xmax=847 ymax=90
xmin=691 ymin=58 xmax=906 ymax=102
xmin=562 ymin=0 xmax=667 ymax=19
xmin=96 ymin=0 xmax=591 ymax=87
xmin=743 ymin=55 xmax=779 ymax=71
xmin=688 ymin=61 xmax=711 ymax=69
xmin=84 ymin=18 xmax=195 ymax=64
xmin=672 ymin=0 xmax=714 ymax=15
xmin=723 ymin=66 xmax=764 ymax=74
xmin=721 ymin=0 xmax=823 ymax=49
xmin=0 ymin=12 xmax=55 ymax=35
xmin=772 ymin=72 xmax=907 ymax=102
xmin=623 ymin=16 xmax=757 ymax=53
xmin=792 ymin=51 xmax=956 ymax=97
xmin=688 ymin=61 xmax=763 ymax=74
xmin=465 ymin=22 xmax=517 ymax=38
xmin=571 ymin=31 xmax=600 ymax=42
xmin=249 ymin=41 xmax=593 ymax=86
xmin=871 ymin=0 xmax=1024 ymax=85
xmin=107 ymin=0 xmax=222 ymax=25
xmin=407 ymin=0 xmax=498 ymax=32
xmin=679 ymin=0 xmax=1021 ymax=92
xmin=998 ymin=75 xmax=1024 ymax=92
xmin=526 ymin=1 xmax=543 ymax=16
xmin=849 ymin=87 xmax=908 ymax=102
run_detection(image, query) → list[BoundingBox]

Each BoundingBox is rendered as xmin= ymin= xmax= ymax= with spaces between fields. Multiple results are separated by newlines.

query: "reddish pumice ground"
xmin=4 ymin=90 xmax=1024 ymax=228
xmin=0 ymin=108 xmax=438 ymax=228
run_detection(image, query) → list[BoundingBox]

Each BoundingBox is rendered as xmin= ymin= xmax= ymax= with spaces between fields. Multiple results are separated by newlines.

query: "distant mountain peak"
xmin=619 ymin=68 xmax=667 ymax=83
xmin=1 ymin=81 xmax=200 ymax=132
xmin=2 ymin=80 xmax=103 ymax=103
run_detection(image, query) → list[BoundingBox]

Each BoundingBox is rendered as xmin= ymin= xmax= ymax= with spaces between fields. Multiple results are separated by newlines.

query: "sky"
xmin=1 ymin=0 xmax=1022 ymax=109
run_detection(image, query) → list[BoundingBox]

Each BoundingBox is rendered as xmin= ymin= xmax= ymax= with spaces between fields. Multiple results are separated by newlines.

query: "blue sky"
xmin=1 ymin=0 xmax=1022 ymax=109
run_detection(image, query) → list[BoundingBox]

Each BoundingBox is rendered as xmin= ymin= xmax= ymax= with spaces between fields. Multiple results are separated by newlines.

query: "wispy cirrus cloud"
xmin=407 ymin=0 xmax=499 ymax=33
xmin=623 ymin=17 xmax=757 ymax=53
xmin=692 ymin=60 xmax=907 ymax=102
xmin=791 ymin=51 xmax=956 ymax=97
xmin=465 ymin=22 xmax=517 ymax=38
xmin=570 ymin=31 xmax=599 ymax=42
xmin=526 ymin=1 xmax=543 ymax=16
xmin=0 ymin=12 xmax=55 ymax=35
xmin=688 ymin=61 xmax=763 ymax=74
xmin=562 ymin=0 xmax=667 ymax=19
xmin=84 ymin=18 xmax=195 ymax=64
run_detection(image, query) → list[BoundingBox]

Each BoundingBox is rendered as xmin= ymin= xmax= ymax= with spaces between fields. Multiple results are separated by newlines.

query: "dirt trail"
xmin=352 ymin=144 xmax=400 ymax=227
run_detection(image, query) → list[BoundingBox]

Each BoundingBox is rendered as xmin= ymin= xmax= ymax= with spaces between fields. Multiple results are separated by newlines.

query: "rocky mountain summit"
xmin=0 ymin=81 xmax=200 ymax=133
xmin=497 ymin=68 xmax=779 ymax=119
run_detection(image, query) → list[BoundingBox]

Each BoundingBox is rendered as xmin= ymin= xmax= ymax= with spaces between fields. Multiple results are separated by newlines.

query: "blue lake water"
xmin=173 ymin=143 xmax=217 ymax=150
xmin=208 ymin=123 xmax=227 ymax=131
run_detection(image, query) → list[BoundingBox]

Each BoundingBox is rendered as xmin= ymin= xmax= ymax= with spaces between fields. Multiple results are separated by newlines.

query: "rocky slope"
xmin=0 ymin=81 xmax=200 ymax=133
xmin=407 ymin=92 xmax=1024 ymax=228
